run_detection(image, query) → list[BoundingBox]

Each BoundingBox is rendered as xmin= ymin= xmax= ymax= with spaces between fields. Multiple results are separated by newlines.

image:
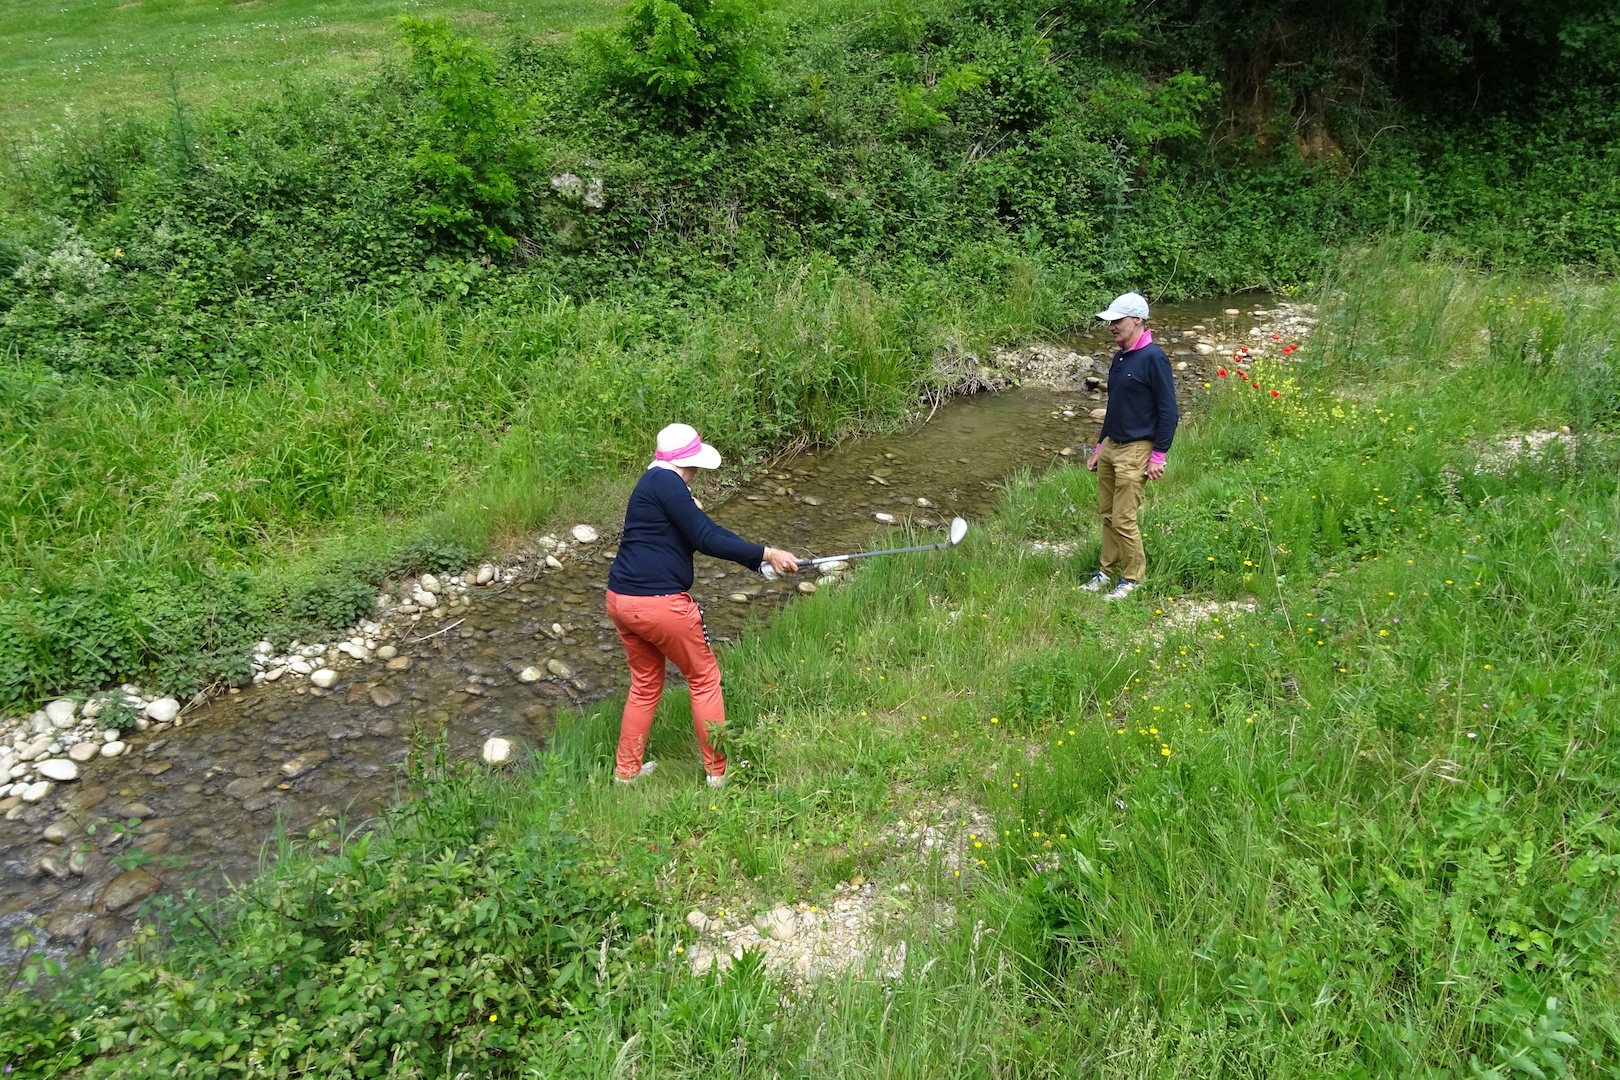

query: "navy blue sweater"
xmin=607 ymin=468 xmax=766 ymax=596
xmin=1100 ymin=339 xmax=1179 ymax=453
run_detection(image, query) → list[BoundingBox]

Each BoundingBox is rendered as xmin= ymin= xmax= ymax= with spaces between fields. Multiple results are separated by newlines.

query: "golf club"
xmin=761 ymin=517 xmax=969 ymax=579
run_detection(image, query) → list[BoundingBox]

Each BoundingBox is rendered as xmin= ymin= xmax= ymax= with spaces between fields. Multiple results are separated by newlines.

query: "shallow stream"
xmin=0 ymin=297 xmax=1283 ymax=961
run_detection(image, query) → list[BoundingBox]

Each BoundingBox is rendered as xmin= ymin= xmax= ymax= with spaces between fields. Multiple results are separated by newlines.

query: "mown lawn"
xmin=0 ymin=0 xmax=614 ymax=137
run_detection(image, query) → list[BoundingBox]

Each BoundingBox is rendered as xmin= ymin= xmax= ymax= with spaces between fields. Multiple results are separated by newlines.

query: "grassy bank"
xmin=0 ymin=259 xmax=1058 ymax=707
xmin=5 ymin=250 xmax=1618 ymax=1076
xmin=4 ymin=0 xmax=1616 ymax=709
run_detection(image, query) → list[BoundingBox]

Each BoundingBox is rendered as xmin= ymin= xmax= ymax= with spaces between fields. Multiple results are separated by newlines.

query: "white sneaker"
xmin=706 ymin=773 xmax=727 ymax=789
xmin=614 ymin=761 xmax=659 ymax=784
xmin=1103 ymin=579 xmax=1139 ymax=601
xmin=1079 ymin=571 xmax=1111 ymax=593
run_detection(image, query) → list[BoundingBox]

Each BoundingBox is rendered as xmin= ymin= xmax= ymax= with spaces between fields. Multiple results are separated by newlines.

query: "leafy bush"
xmin=396 ymin=15 xmax=538 ymax=254
xmin=581 ymin=0 xmax=776 ymax=114
xmin=1 ymin=751 xmax=670 ymax=1077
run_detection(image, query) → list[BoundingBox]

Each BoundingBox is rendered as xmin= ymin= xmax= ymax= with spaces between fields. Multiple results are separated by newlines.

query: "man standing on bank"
xmin=1080 ymin=291 xmax=1179 ymax=601
xmin=605 ymin=423 xmax=801 ymax=788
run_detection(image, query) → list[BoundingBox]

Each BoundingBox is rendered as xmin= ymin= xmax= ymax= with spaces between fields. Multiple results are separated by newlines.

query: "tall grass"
xmin=0 ymin=255 xmax=1060 ymax=706
xmin=0 ymin=258 xmax=1055 ymax=581
xmin=6 ymin=248 xmax=1614 ymax=1076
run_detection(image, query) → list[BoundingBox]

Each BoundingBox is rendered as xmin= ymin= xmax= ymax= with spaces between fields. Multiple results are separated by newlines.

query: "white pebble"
xmin=37 ymin=758 xmax=78 ymax=781
xmin=310 ymin=669 xmax=338 ymax=689
xmin=100 ymin=741 xmax=126 ymax=758
xmin=481 ymin=737 xmax=514 ymax=766
xmin=144 ymin=697 xmax=181 ymax=723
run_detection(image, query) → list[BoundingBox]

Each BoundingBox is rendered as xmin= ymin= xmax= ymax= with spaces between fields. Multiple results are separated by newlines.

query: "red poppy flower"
xmin=1217 ymin=368 xmax=1227 ymax=376
xmin=1271 ymin=333 xmax=1281 ymax=340
xmin=1271 ymin=390 xmax=1280 ymax=397
xmin=1251 ymin=382 xmax=1260 ymax=388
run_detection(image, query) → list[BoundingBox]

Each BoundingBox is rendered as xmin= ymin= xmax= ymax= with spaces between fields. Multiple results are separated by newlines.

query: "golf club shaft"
xmin=803 ymin=541 xmax=953 ymax=567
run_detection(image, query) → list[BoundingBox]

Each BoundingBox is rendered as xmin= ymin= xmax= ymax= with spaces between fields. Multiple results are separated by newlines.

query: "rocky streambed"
xmin=0 ymin=298 xmax=1314 ymax=966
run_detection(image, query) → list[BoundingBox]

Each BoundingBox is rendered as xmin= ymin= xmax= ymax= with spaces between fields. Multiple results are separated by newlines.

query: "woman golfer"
xmin=605 ymin=424 xmax=800 ymax=788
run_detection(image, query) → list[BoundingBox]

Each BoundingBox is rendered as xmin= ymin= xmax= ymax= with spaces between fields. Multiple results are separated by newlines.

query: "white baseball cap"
xmin=652 ymin=423 xmax=722 ymax=469
xmin=1096 ymin=292 xmax=1150 ymax=321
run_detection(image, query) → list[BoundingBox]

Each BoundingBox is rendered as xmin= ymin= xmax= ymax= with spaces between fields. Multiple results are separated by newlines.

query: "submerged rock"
xmin=97 ymin=869 xmax=160 ymax=912
xmin=279 ymin=751 xmax=330 ymax=779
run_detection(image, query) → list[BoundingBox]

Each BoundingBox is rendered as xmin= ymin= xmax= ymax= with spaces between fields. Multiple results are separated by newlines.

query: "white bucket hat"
xmin=651 ymin=423 xmax=722 ymax=470
xmin=1096 ymin=291 xmax=1150 ymax=321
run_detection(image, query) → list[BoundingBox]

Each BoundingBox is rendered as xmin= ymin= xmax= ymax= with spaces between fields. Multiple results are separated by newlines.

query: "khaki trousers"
xmin=1097 ymin=438 xmax=1152 ymax=583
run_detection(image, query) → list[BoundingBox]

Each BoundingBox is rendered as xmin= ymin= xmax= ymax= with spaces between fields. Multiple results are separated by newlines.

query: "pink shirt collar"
xmin=1127 ymin=328 xmax=1153 ymax=351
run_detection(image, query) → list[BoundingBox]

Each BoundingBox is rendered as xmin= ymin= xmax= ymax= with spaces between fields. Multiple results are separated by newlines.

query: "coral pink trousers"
xmin=605 ymin=590 xmax=727 ymax=780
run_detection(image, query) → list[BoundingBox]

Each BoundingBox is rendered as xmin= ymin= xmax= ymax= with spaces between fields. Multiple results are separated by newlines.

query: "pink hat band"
xmin=655 ymin=434 xmax=704 ymax=462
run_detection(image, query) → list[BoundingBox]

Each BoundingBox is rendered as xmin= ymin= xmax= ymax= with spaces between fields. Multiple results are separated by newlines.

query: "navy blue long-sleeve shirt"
xmin=607 ymin=467 xmax=766 ymax=596
xmin=1100 ymin=338 xmax=1179 ymax=453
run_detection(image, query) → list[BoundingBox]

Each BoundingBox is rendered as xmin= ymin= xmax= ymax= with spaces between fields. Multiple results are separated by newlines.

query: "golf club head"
xmin=949 ymin=517 xmax=969 ymax=546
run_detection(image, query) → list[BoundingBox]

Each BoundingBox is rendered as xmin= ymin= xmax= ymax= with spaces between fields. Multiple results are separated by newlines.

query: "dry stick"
xmin=407 ymin=618 xmax=465 ymax=644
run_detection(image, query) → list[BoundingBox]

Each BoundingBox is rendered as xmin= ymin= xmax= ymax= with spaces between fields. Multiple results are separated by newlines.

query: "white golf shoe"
xmin=1103 ymin=579 xmax=1139 ymax=601
xmin=614 ymin=761 xmax=659 ymax=785
xmin=1079 ymin=571 xmax=1111 ymax=593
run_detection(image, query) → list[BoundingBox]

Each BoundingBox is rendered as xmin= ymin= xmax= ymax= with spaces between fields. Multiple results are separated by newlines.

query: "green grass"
xmin=0 ymin=0 xmax=617 ymax=139
xmin=5 ymin=247 xmax=1617 ymax=1076
xmin=0 ymin=255 xmax=1061 ymax=705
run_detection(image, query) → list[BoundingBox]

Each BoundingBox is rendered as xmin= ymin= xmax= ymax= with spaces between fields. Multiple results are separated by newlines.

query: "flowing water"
xmin=0 ymin=296 xmax=1278 ymax=962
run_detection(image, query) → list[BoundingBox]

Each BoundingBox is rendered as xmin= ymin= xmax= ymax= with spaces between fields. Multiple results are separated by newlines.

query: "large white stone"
xmin=68 ymin=742 xmax=100 ymax=763
xmin=145 ymin=697 xmax=181 ymax=723
xmin=419 ymin=573 xmax=441 ymax=592
xmin=45 ymin=699 xmax=77 ymax=726
xmin=310 ymin=669 xmax=338 ymax=688
xmin=100 ymin=741 xmax=126 ymax=758
xmin=20 ymin=780 xmax=51 ymax=803
xmin=571 ymin=524 xmax=599 ymax=543
xmin=288 ymin=660 xmax=313 ymax=676
xmin=481 ymin=737 xmax=514 ymax=766
xmin=545 ymin=555 xmax=564 ymax=570
xmin=476 ymin=564 xmax=495 ymax=585
xmin=36 ymin=758 xmax=79 ymax=781
xmin=80 ymin=697 xmax=104 ymax=719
